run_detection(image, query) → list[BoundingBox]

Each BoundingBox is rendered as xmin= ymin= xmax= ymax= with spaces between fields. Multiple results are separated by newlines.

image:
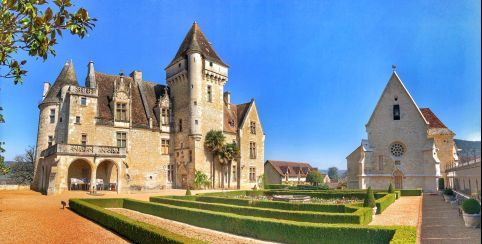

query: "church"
xmin=346 ymin=71 xmax=457 ymax=192
xmin=32 ymin=22 xmax=265 ymax=194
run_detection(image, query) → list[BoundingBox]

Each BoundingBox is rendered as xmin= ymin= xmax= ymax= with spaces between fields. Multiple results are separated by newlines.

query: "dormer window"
xmin=116 ymin=103 xmax=127 ymax=121
xmin=393 ymin=105 xmax=400 ymax=120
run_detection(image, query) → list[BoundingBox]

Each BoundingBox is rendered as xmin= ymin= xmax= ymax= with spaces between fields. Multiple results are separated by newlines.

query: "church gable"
xmin=366 ymin=72 xmax=428 ymax=131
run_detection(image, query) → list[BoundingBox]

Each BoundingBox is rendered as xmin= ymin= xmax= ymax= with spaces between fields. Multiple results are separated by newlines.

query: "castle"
xmin=346 ymin=71 xmax=457 ymax=191
xmin=32 ymin=22 xmax=265 ymax=194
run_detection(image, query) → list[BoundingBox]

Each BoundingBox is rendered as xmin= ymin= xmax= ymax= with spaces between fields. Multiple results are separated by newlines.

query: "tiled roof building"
xmin=33 ymin=22 xmax=265 ymax=194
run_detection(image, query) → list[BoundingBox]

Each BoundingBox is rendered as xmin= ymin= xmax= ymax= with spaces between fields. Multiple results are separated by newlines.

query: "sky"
xmin=0 ymin=1 xmax=480 ymax=170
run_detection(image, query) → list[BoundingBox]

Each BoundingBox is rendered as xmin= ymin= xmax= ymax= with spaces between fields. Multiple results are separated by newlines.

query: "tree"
xmin=327 ymin=167 xmax=339 ymax=181
xmin=388 ymin=183 xmax=394 ymax=193
xmin=363 ymin=187 xmax=376 ymax=208
xmin=204 ymin=130 xmax=225 ymax=188
xmin=0 ymin=106 xmax=8 ymax=175
xmin=193 ymin=170 xmax=210 ymax=190
xmin=219 ymin=142 xmax=239 ymax=189
xmin=306 ymin=170 xmax=323 ymax=186
xmin=9 ymin=146 xmax=34 ymax=184
xmin=1 ymin=0 xmax=97 ymax=84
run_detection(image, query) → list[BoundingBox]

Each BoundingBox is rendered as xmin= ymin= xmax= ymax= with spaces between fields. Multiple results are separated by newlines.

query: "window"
xmin=116 ymin=132 xmax=127 ymax=148
xmin=189 ymin=150 xmax=193 ymax=162
xmin=395 ymin=160 xmax=401 ymax=165
xmin=178 ymin=119 xmax=183 ymax=132
xmin=81 ymin=134 xmax=87 ymax=145
xmin=390 ymin=143 xmax=405 ymax=157
xmin=80 ymin=97 xmax=87 ymax=106
xmin=49 ymin=109 xmax=55 ymax=123
xmin=207 ymin=85 xmax=212 ymax=102
xmin=249 ymin=167 xmax=256 ymax=183
xmin=167 ymin=164 xmax=175 ymax=183
xmin=393 ymin=105 xmax=400 ymax=120
xmin=75 ymin=116 xmax=81 ymax=124
xmin=116 ymin=103 xmax=127 ymax=121
xmin=232 ymin=165 xmax=237 ymax=181
xmin=161 ymin=139 xmax=169 ymax=155
xmin=48 ymin=136 xmax=53 ymax=147
xmin=249 ymin=141 xmax=257 ymax=159
xmin=250 ymin=121 xmax=256 ymax=134
xmin=209 ymin=62 xmax=213 ymax=67
xmin=161 ymin=108 xmax=169 ymax=126
xmin=378 ymin=155 xmax=384 ymax=170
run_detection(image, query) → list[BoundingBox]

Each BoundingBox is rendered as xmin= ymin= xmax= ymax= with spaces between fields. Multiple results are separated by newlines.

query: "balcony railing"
xmin=69 ymin=86 xmax=97 ymax=96
xmin=445 ymin=159 xmax=481 ymax=172
xmin=41 ymin=143 xmax=126 ymax=158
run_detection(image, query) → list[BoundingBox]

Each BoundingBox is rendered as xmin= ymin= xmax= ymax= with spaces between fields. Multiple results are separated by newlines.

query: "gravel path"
xmin=109 ymin=208 xmax=275 ymax=244
xmin=369 ymin=196 xmax=421 ymax=226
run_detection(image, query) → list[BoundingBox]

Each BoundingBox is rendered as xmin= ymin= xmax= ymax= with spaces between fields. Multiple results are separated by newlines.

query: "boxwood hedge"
xmin=150 ymin=196 xmax=372 ymax=224
xmin=69 ymin=198 xmax=204 ymax=244
xmin=399 ymin=189 xmax=423 ymax=196
xmin=375 ymin=193 xmax=396 ymax=214
xmin=122 ymin=198 xmax=415 ymax=244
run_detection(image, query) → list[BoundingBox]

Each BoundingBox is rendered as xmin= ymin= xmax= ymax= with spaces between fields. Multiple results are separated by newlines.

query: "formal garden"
xmin=69 ymin=184 xmax=423 ymax=243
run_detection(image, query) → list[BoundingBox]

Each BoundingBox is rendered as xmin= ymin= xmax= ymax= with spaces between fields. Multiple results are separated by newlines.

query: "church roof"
xmin=265 ymin=160 xmax=314 ymax=177
xmin=41 ymin=60 xmax=78 ymax=104
xmin=167 ymin=22 xmax=227 ymax=68
xmin=420 ymin=108 xmax=447 ymax=129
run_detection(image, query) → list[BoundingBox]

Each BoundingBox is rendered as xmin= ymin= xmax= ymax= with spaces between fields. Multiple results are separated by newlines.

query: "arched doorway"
xmin=393 ymin=170 xmax=403 ymax=189
xmin=96 ymin=160 xmax=118 ymax=191
xmin=68 ymin=159 xmax=92 ymax=191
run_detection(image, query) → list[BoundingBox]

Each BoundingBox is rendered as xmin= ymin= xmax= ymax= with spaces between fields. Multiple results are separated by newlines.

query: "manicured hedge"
xmin=69 ymin=198 xmax=204 ymax=244
xmin=197 ymin=190 xmax=250 ymax=197
xmin=375 ymin=193 xmax=396 ymax=214
xmin=265 ymin=190 xmax=368 ymax=199
xmin=122 ymin=198 xmax=415 ymax=244
xmin=266 ymin=184 xmax=289 ymax=189
xmin=150 ymin=196 xmax=372 ymax=224
xmin=399 ymin=189 xmax=423 ymax=196
xmin=194 ymin=196 xmax=350 ymax=212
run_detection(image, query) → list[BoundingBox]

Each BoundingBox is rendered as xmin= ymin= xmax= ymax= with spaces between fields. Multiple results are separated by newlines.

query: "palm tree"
xmin=204 ymin=130 xmax=225 ymax=188
xmin=219 ymin=142 xmax=240 ymax=189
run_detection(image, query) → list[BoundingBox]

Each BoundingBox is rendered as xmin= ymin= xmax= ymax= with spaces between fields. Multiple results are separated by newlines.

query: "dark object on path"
xmin=61 ymin=201 xmax=66 ymax=209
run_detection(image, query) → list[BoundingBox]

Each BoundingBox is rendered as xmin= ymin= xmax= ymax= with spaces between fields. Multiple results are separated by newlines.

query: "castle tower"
xmin=165 ymin=22 xmax=228 ymax=188
xmin=32 ymin=61 xmax=78 ymax=191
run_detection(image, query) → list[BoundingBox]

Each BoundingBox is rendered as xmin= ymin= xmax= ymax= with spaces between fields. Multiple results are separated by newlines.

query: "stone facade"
xmin=346 ymin=72 xmax=457 ymax=192
xmin=32 ymin=23 xmax=265 ymax=194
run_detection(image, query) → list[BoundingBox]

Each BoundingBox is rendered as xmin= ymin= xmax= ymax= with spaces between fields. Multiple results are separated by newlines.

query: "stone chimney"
xmin=42 ymin=82 xmax=51 ymax=100
xmin=86 ymin=61 xmax=96 ymax=88
xmin=223 ymin=91 xmax=231 ymax=105
xmin=130 ymin=70 xmax=142 ymax=85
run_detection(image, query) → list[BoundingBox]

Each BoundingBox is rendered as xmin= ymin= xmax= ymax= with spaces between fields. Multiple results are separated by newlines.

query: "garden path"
xmin=369 ymin=196 xmax=422 ymax=227
xmin=420 ymin=194 xmax=480 ymax=244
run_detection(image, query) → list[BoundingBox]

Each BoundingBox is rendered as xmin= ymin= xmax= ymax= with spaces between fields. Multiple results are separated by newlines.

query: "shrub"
xmin=375 ymin=194 xmax=396 ymax=214
xmin=443 ymin=188 xmax=454 ymax=196
xmin=438 ymin=178 xmax=445 ymax=191
xmin=266 ymin=184 xmax=289 ymax=189
xmin=363 ymin=187 xmax=376 ymax=208
xmin=399 ymin=189 xmax=423 ymax=196
xmin=69 ymin=199 xmax=203 ymax=244
xmin=123 ymin=198 xmax=414 ymax=243
xmin=462 ymin=199 xmax=481 ymax=214
xmin=185 ymin=188 xmax=192 ymax=196
xmin=193 ymin=170 xmax=210 ymax=190
xmin=388 ymin=183 xmax=394 ymax=193
xmin=150 ymin=196 xmax=371 ymax=224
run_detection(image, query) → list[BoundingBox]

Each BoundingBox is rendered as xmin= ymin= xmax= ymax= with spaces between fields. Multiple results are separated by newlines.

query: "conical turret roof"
xmin=167 ymin=22 xmax=228 ymax=68
xmin=42 ymin=60 xmax=78 ymax=104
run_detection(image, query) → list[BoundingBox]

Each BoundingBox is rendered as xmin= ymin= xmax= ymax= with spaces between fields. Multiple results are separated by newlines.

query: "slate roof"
xmin=42 ymin=60 xmax=78 ymax=104
xmin=420 ymin=108 xmax=447 ymax=129
xmin=223 ymin=101 xmax=251 ymax=133
xmin=167 ymin=22 xmax=227 ymax=68
xmin=95 ymin=72 xmax=166 ymax=128
xmin=265 ymin=160 xmax=314 ymax=177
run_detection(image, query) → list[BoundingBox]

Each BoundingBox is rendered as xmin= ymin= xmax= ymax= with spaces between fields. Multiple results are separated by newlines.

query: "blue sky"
xmin=0 ymin=1 xmax=480 ymax=170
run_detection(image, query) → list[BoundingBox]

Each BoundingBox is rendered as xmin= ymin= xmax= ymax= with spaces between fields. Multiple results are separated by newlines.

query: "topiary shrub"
xmin=462 ymin=199 xmax=481 ymax=214
xmin=438 ymin=178 xmax=445 ymax=191
xmin=363 ymin=187 xmax=376 ymax=208
xmin=443 ymin=188 xmax=454 ymax=196
xmin=388 ymin=183 xmax=394 ymax=193
xmin=185 ymin=188 xmax=192 ymax=196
